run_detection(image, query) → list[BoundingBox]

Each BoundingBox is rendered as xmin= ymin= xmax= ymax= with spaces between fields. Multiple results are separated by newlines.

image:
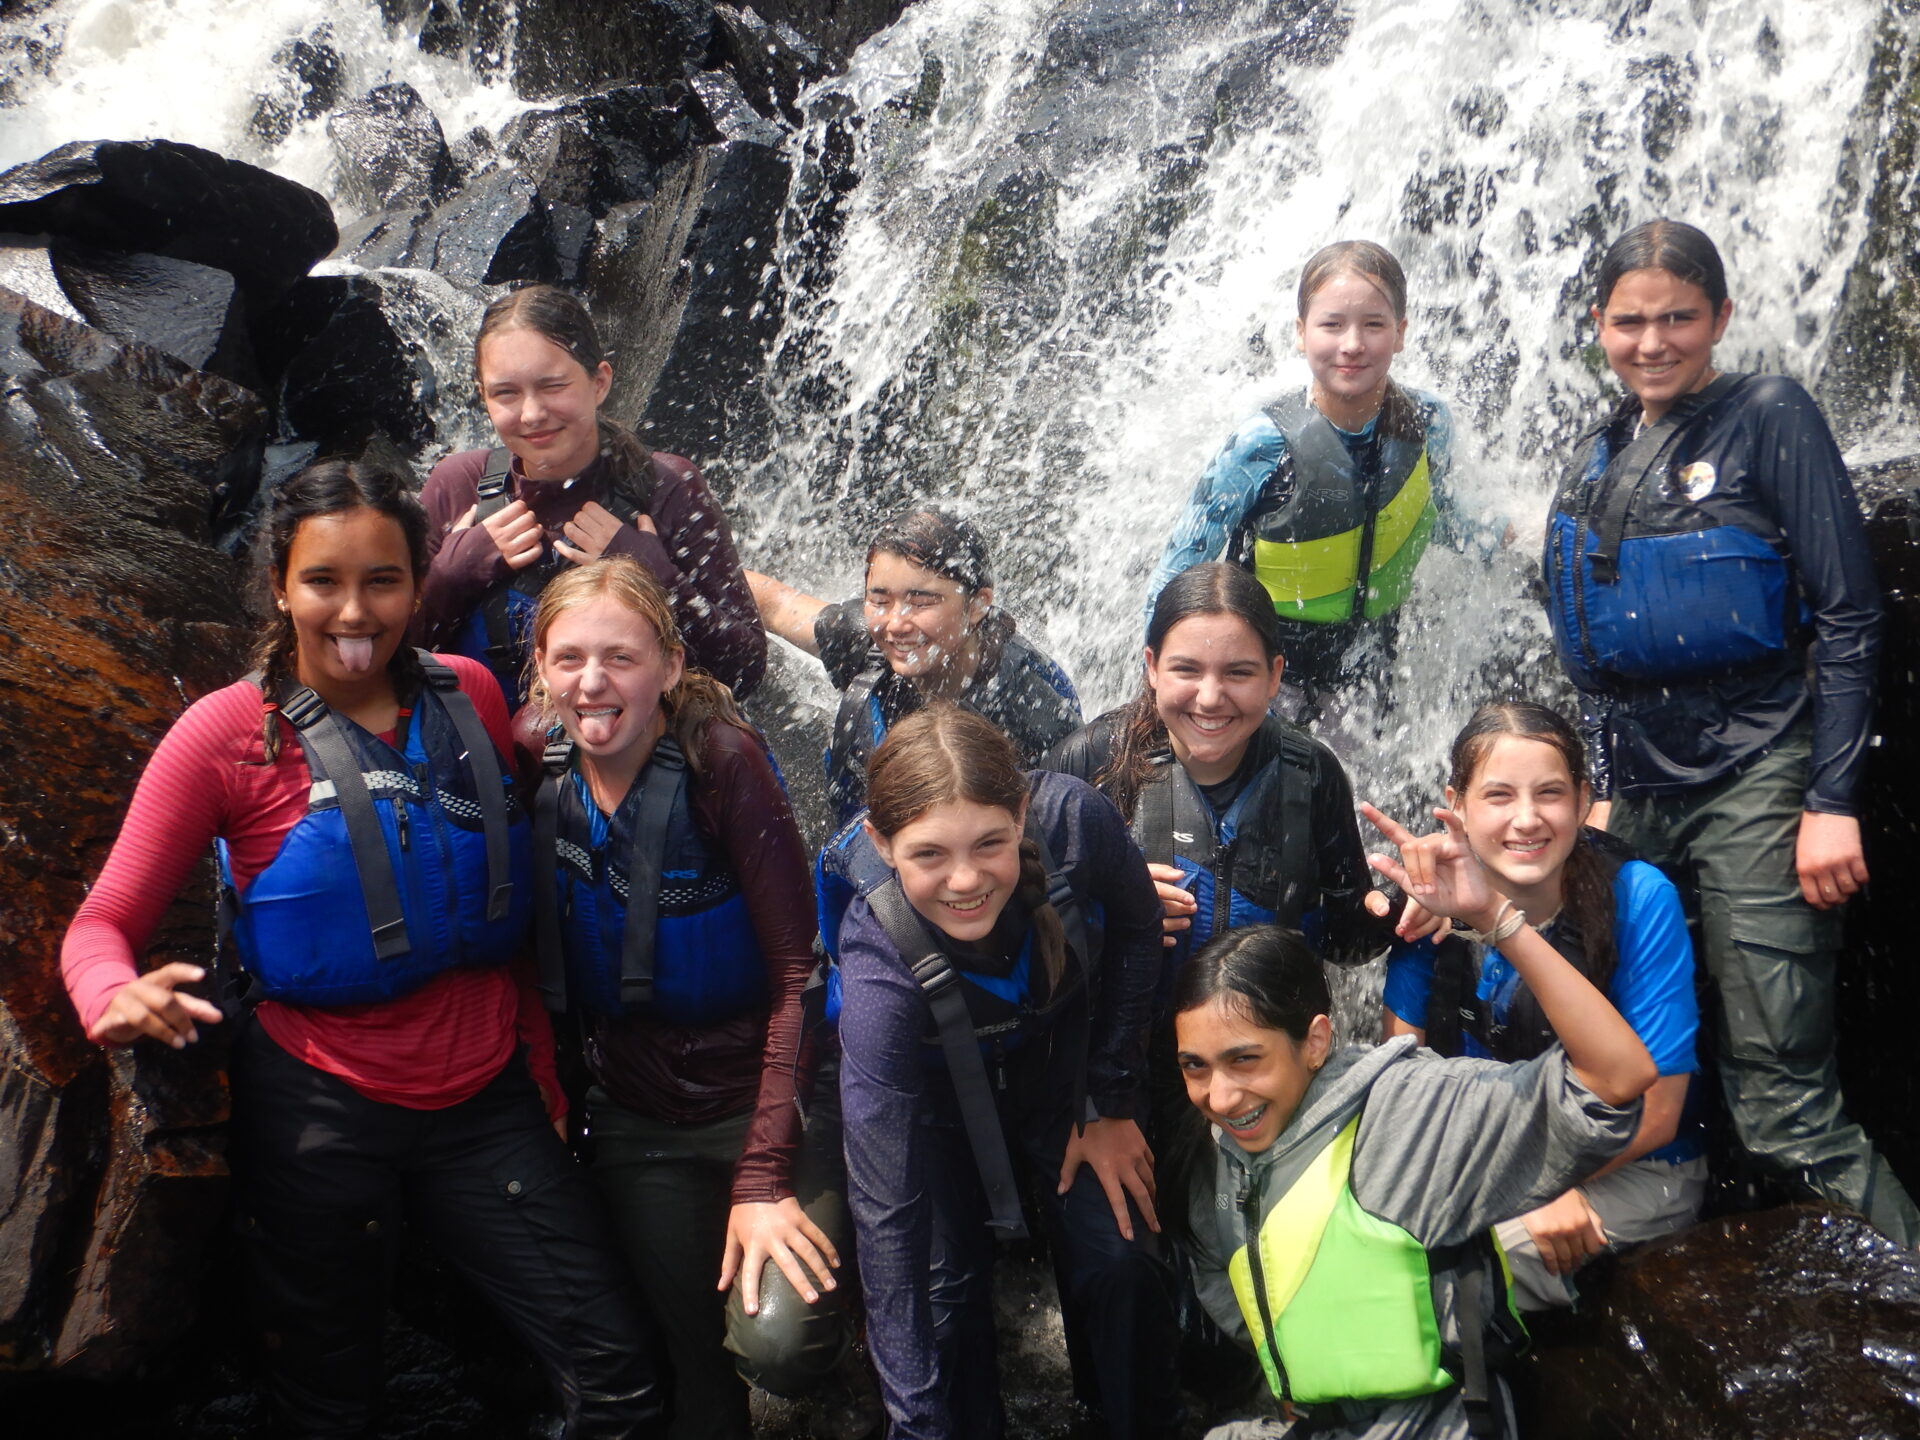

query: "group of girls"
xmin=60 ymin=208 xmax=1909 ymax=1440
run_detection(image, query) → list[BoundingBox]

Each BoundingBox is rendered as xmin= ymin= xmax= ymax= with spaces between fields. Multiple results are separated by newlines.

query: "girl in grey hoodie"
xmin=1172 ymin=804 xmax=1658 ymax=1440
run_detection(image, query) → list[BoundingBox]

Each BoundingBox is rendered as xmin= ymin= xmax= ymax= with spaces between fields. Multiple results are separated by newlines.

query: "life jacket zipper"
xmin=1213 ymin=838 xmax=1237 ymax=940
xmin=1239 ymin=1170 xmax=1290 ymax=1402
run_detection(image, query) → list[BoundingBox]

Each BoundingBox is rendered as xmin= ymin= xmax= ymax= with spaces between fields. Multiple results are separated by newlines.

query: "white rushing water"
xmin=0 ymin=0 xmax=529 ymax=213
xmin=739 ymin=0 xmax=1893 ymax=817
xmin=0 ymin=0 xmax=1898 ymax=815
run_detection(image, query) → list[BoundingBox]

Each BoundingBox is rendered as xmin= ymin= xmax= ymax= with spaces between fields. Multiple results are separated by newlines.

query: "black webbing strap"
xmin=1586 ymin=374 xmax=1743 ymax=585
xmin=419 ymin=653 xmax=514 ymax=923
xmin=618 ymin=735 xmax=689 ymax=1008
xmin=867 ymin=875 xmax=1029 ymax=1240
xmin=277 ymin=684 xmax=412 ymax=961
xmin=532 ymin=737 xmax=575 ymax=1012
xmin=474 ymin=447 xmax=520 ymax=663
xmin=1455 ymin=1261 xmax=1499 ymax=1439
xmin=1274 ymin=729 xmax=1315 ymax=919
xmin=828 ymin=662 xmax=885 ymax=800
xmin=1136 ymin=752 xmax=1216 ymax=872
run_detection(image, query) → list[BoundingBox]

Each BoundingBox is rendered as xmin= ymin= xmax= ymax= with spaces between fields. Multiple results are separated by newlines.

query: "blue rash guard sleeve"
xmin=1142 ymin=416 xmax=1287 ymax=630
xmin=1603 ymin=860 xmax=1697 ymax=1078
xmin=1382 ymin=938 xmax=1438 ymax=1028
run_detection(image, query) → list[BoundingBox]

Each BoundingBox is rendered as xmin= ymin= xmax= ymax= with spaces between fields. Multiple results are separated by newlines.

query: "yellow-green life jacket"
xmin=1226 ymin=1115 xmax=1520 ymax=1406
xmin=1237 ymin=394 xmax=1437 ymax=626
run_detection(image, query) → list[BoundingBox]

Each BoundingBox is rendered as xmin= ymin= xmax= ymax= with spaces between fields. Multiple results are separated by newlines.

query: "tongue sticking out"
xmin=577 ymin=709 xmax=622 ymax=746
xmin=335 ymin=636 xmax=376 ymax=674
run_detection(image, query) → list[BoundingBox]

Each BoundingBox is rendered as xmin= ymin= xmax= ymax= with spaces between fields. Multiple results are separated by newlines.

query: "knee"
xmin=725 ymin=1265 xmax=850 ymax=1398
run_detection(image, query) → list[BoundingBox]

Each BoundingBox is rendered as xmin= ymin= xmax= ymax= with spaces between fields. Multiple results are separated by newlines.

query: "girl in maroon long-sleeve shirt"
xmin=420 ymin=284 xmax=765 ymax=710
xmin=527 ymin=556 xmax=851 ymax=1439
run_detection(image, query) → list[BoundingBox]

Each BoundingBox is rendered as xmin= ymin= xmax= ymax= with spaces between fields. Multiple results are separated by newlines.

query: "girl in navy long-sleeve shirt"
xmin=829 ymin=705 xmax=1181 ymax=1439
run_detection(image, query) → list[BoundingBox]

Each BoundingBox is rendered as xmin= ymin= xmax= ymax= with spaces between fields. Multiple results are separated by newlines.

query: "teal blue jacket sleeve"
xmin=1142 ymin=415 xmax=1286 ymax=631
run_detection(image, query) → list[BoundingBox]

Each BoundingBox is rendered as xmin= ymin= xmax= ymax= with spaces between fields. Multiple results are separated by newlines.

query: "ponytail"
xmin=1015 ymin=835 xmax=1068 ymax=998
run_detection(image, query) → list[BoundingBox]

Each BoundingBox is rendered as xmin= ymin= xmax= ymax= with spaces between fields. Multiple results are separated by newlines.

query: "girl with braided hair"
xmin=821 ymin=705 xmax=1181 ymax=1438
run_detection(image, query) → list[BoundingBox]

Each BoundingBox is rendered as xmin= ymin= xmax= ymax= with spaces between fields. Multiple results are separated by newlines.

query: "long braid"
xmin=249 ymin=611 xmax=300 ymax=763
xmin=1015 ymin=835 xmax=1068 ymax=997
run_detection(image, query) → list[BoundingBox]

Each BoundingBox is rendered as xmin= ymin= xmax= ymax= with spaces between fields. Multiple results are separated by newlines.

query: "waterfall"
xmin=739 ymin=0 xmax=1890 ymax=818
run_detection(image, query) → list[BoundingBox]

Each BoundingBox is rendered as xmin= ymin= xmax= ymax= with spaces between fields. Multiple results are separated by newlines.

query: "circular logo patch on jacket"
xmin=1675 ymin=461 xmax=1717 ymax=502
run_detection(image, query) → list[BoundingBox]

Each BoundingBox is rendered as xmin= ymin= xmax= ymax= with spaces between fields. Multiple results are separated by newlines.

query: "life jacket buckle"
xmin=488 ymin=881 xmax=515 ymax=923
xmin=280 ymin=688 xmax=328 ymax=731
xmin=370 ymin=914 xmax=411 ymax=960
xmin=476 ymin=473 xmax=511 ymax=503
xmin=911 ymin=954 xmax=957 ymax=999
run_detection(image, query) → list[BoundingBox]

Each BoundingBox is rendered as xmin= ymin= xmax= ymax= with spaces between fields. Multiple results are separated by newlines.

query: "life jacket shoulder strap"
xmin=619 ymin=735 xmax=690 ymax=1009
xmin=865 ymin=874 xmax=1029 ymax=1241
xmin=474 ymin=446 xmax=515 ymax=518
xmin=532 ymin=736 xmax=575 ymax=1011
xmin=418 ymin=652 xmax=515 ymax=923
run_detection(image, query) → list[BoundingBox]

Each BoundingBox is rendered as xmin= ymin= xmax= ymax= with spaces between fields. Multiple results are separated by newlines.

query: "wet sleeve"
xmin=1351 ymin=1047 xmax=1640 ymax=1249
xmin=610 ymin=459 xmax=768 ymax=700
xmin=705 ymin=725 xmax=818 ymax=1204
xmin=60 ymin=691 xmax=247 ymax=1036
xmin=813 ymin=599 xmax=874 ymax=691
xmin=1076 ymin=783 xmax=1161 ymax=1118
xmin=1382 ymin=939 xmax=1439 ymax=1028
xmin=1604 ymin=863 xmax=1697 ymax=1078
xmin=1310 ymin=747 xmax=1392 ymax=963
xmin=1142 ymin=419 xmax=1287 ymax=631
xmin=418 ymin=452 xmax=511 ymax=648
xmin=836 ymin=906 xmax=949 ymax=1440
xmin=1746 ymin=380 xmax=1883 ymax=814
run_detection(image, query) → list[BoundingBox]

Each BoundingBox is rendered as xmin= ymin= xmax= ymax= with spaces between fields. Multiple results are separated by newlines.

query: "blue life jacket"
xmin=1547 ymin=374 xmax=1808 ymax=691
xmin=1132 ymin=717 xmax=1320 ymax=980
xmin=441 ymin=448 xmax=563 ymax=711
xmin=823 ymin=620 xmax=1081 ymax=825
xmin=531 ymin=734 xmax=767 ymax=1026
xmin=222 ymin=653 xmax=530 ymax=1006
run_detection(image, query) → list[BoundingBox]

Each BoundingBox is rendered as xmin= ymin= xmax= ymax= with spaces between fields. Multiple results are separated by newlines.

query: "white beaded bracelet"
xmin=1453 ymin=898 xmax=1526 ymax=946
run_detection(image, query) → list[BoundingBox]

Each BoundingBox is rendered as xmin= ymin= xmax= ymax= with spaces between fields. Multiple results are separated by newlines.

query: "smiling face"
xmin=477 ymin=326 xmax=614 ymax=482
xmin=1176 ymin=995 xmax=1332 ymax=1154
xmin=1592 ymin=267 xmax=1733 ymax=424
xmin=867 ymin=796 xmax=1027 ymax=944
xmin=862 ymin=550 xmax=991 ymax=684
xmin=1447 ymin=734 xmax=1589 ymax=914
xmin=274 ymin=507 xmax=419 ymax=698
xmin=1296 ymin=268 xmax=1408 ymax=429
xmin=535 ymin=595 xmax=684 ymax=763
xmin=1145 ymin=612 xmax=1285 ymax=786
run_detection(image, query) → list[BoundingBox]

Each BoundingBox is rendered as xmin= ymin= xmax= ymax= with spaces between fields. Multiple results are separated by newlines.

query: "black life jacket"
xmin=1130 ymin=716 xmax=1317 ymax=969
xmin=1424 ymin=829 xmax=1632 ymax=1062
xmin=824 ymin=617 xmax=1081 ymax=824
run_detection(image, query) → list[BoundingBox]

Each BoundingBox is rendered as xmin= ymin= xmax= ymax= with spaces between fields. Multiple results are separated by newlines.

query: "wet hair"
xmin=251 ymin=460 xmax=430 ymax=762
xmin=473 ymin=284 xmax=656 ymax=519
xmin=1595 ymin=220 xmax=1729 ymax=313
xmin=1447 ymin=702 xmax=1613 ymax=982
xmin=1296 ymin=239 xmax=1422 ymax=445
xmin=866 ymin=506 xmax=994 ymax=594
xmin=865 ymin=704 xmax=1065 ymax=994
xmin=1160 ymin=925 xmax=1331 ymax=1242
xmin=528 ymin=556 xmax=748 ymax=775
xmin=1097 ymin=562 xmax=1286 ymax=821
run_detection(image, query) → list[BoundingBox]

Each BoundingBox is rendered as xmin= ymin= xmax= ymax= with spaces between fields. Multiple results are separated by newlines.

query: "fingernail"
xmin=170 ymin=1035 xmax=185 ymax=1049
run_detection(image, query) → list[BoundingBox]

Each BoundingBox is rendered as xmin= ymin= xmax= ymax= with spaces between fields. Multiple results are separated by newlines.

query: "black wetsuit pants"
xmin=230 ymin=1017 xmax=665 ymax=1438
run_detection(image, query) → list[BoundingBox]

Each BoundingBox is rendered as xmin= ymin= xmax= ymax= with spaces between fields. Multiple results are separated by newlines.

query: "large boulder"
xmin=0 ymin=141 xmax=337 ymax=314
xmin=1520 ymin=1206 xmax=1920 ymax=1439
xmin=48 ymin=241 xmax=259 ymax=387
xmin=587 ymin=137 xmax=790 ymax=464
xmin=326 ymin=82 xmax=461 ymax=215
xmin=0 ymin=287 xmax=257 ymax=1373
xmin=509 ymin=0 xmax=716 ymax=100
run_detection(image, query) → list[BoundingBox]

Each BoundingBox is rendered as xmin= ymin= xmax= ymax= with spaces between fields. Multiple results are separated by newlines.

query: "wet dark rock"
xmin=448 ymin=124 xmax=500 ymax=181
xmin=0 ymin=234 xmax=80 ymax=319
xmin=1629 ymin=54 xmax=1694 ymax=163
xmin=1451 ymin=85 xmax=1508 ymax=138
xmin=327 ymin=82 xmax=461 ymax=215
xmin=0 ymin=288 xmax=255 ymax=1373
xmin=499 ymin=84 xmax=696 ymax=214
xmin=414 ymin=168 xmax=560 ymax=285
xmin=511 ymin=0 xmax=716 ymax=100
xmin=331 ymin=206 xmax=426 ymax=271
xmin=252 ymin=273 xmax=435 ymax=461
xmin=0 ymin=141 xmax=336 ymax=314
xmin=686 ymin=67 xmax=787 ymax=146
xmin=712 ymin=4 xmax=830 ymax=122
xmin=249 ymin=29 xmax=346 ymax=146
xmin=48 ymin=243 xmax=259 ymax=388
xmin=1520 ymin=1207 xmax=1920 ymax=1440
xmin=586 ymin=137 xmax=789 ymax=461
